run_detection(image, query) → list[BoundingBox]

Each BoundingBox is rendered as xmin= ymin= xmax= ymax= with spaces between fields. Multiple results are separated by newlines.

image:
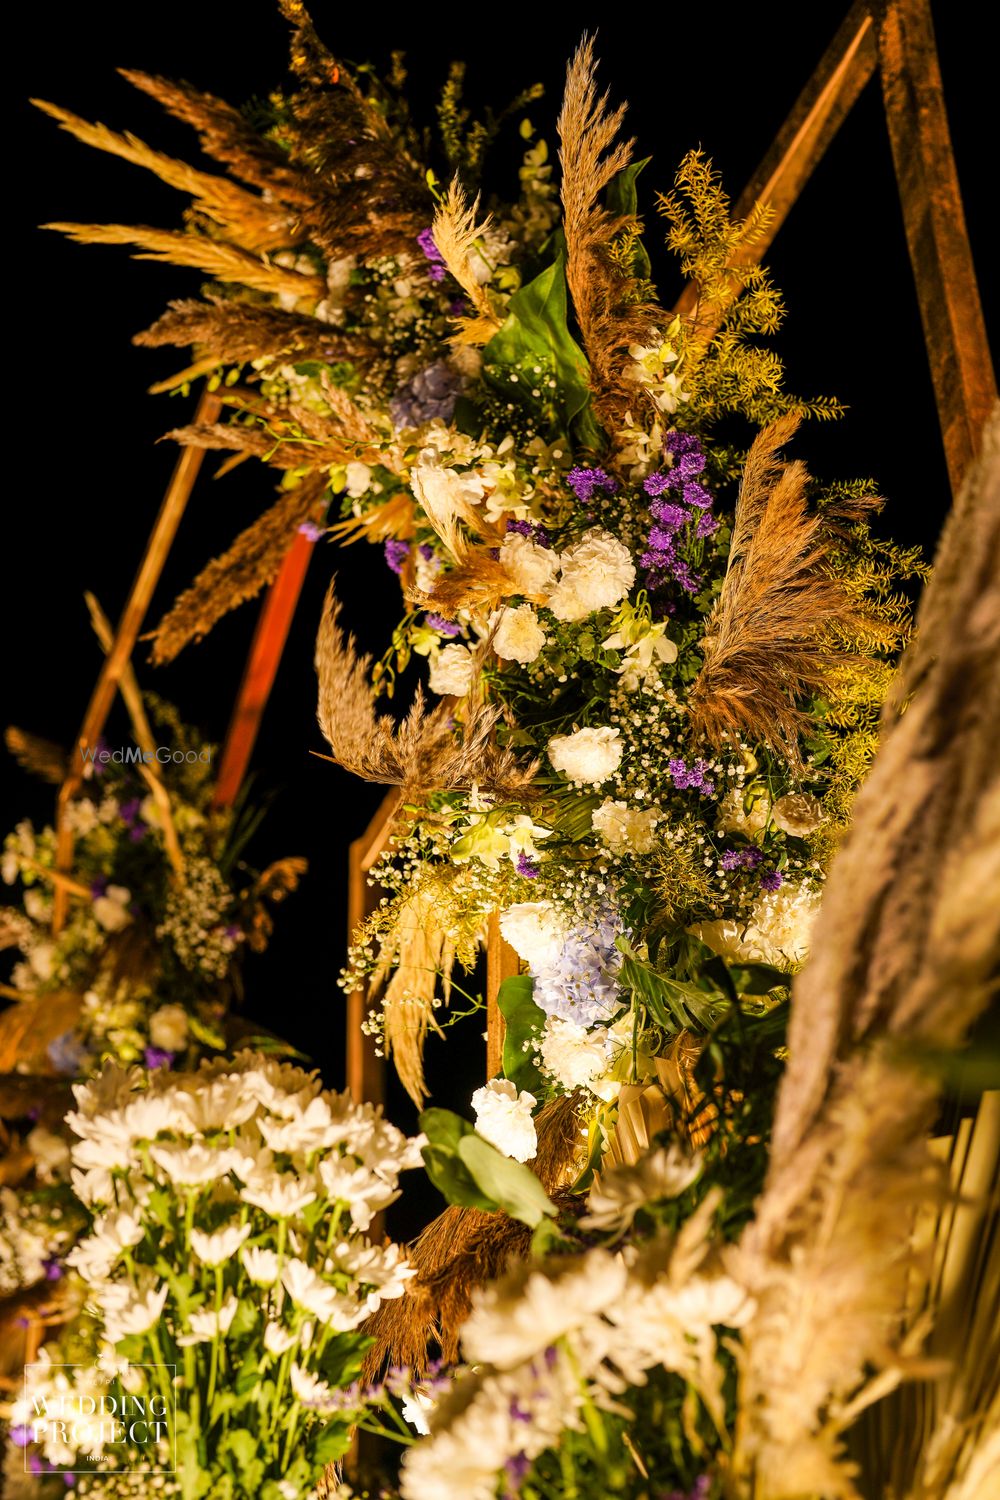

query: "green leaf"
xmin=311 ymin=1419 xmax=354 ymax=1464
xmin=420 ymin=1106 xmax=477 ymax=1153
xmin=606 ymin=158 xmax=652 ymax=280
xmin=483 ymin=254 xmax=594 ymax=432
xmin=219 ymin=1428 xmax=264 ymax=1488
xmin=497 ymin=975 xmax=546 ymax=1092
xmin=457 ymin=1135 xmax=555 ymax=1228
xmin=727 ymin=962 xmax=791 ymax=996
xmin=616 ymin=938 xmax=731 ymax=1032
xmin=422 ymin=1143 xmax=497 ymax=1211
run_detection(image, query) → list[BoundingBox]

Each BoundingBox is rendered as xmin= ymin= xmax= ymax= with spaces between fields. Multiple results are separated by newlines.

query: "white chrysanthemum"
xmin=547 ymin=528 xmax=635 ymax=622
xmin=290 ymin=1363 xmax=336 ymax=1410
xmin=264 ymin=1321 xmax=297 ymax=1356
xmin=471 ymin=1079 xmax=537 ymax=1163
xmin=410 ymin=459 xmax=487 ymax=529
xmin=498 ymin=902 xmax=566 ymax=972
xmin=148 ymin=1003 xmax=189 ymax=1052
xmin=25 ymin=1124 xmax=70 ymax=1183
xmin=190 ymin=1222 xmax=251 ymax=1267
xmin=177 ymin=1295 xmax=239 ymax=1346
xmin=497 ymin=532 xmax=559 ymax=596
xmin=462 ymin=1252 xmax=626 ymax=1369
xmin=99 ymin=1283 xmax=168 ymax=1344
xmin=491 ymin=605 xmax=546 ymax=664
xmin=539 ymin=1017 xmax=610 ymax=1092
xmin=428 ymin=643 xmax=475 ymax=696
xmin=240 ymin=1173 xmax=317 ymax=1221
xmin=591 ymin=798 xmax=660 ymax=853
xmin=241 ymin=1246 xmax=281 ymax=1286
xmin=770 ymin=792 xmax=825 ymax=837
xmin=691 ymin=880 xmax=822 ymax=968
xmin=548 ymin=725 xmax=623 ymax=785
xmin=581 ymin=1144 xmax=703 ymax=1232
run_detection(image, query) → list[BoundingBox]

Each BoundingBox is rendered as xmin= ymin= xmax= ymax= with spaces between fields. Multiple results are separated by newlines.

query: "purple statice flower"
xmin=128 ymin=823 xmax=146 ymax=844
xmin=43 ymin=1257 xmax=63 ymax=1282
xmin=425 ymin=612 xmax=463 ymax=638
xmin=144 ymin=1046 xmax=175 ymax=1071
xmin=668 ymin=758 xmax=716 ymax=796
xmin=384 ymin=539 xmax=411 ymax=576
xmin=449 ymin=296 xmax=467 ymax=315
xmin=721 ymin=847 xmax=764 ymax=872
xmin=643 ymin=471 xmax=673 ymax=497
xmin=119 ymin=797 xmax=143 ymax=827
xmin=390 ymin=360 xmax=461 ymax=427
xmin=298 ymin=519 xmax=325 ymax=542
xmin=9 ymin=1425 xmax=32 ymax=1448
xmin=90 ymin=876 xmax=108 ymax=899
xmin=515 ymin=853 xmax=539 ymax=878
xmin=416 ymin=226 xmax=446 ymax=281
xmin=419 ymin=542 xmax=436 ymax=561
xmin=504 ymin=1453 xmax=532 ymax=1492
xmin=683 ymin=481 xmax=713 ymax=509
xmin=566 ymin=465 xmax=619 ymax=502
xmin=505 ymin=517 xmax=552 ymax=547
xmin=759 ymin=869 xmax=784 ymax=892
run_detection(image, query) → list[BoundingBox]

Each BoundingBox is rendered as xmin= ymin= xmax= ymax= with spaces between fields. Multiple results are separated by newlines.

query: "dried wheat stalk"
xmin=431 ymin=180 xmax=504 ymax=344
xmin=135 ymin=296 xmax=377 ymax=368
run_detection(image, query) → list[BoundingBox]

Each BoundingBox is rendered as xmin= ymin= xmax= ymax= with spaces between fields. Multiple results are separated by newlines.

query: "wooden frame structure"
xmin=43 ymin=0 xmax=994 ymax=1104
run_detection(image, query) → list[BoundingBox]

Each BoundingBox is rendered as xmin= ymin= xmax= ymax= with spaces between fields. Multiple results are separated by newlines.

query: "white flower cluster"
xmin=471 ymin=1079 xmax=538 ymax=1162
xmin=400 ymin=1222 xmax=753 ymax=1500
xmin=691 ymin=878 xmax=822 ymax=969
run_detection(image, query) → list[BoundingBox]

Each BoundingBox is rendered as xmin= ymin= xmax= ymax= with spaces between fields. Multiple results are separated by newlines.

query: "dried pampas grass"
xmin=688 ymin=414 xmax=869 ymax=766
xmin=430 ymin=180 xmax=505 ymax=345
xmin=370 ymin=887 xmax=456 ymax=1108
xmin=314 ymin=584 xmax=535 ymax=802
xmin=731 ymin=410 xmax=1000 ymax=1498
xmin=135 ymin=295 xmax=376 ymax=369
xmin=557 ymin=36 xmax=661 ymax=431
xmin=4 ymin=727 xmax=66 ymax=786
xmin=150 ymin=474 xmax=327 ymax=664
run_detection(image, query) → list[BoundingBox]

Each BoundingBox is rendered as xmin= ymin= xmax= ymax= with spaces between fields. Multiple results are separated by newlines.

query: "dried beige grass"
xmin=370 ymin=887 xmax=453 ymax=1108
xmin=431 ymin=180 xmax=505 ymax=344
xmin=4 ymin=727 xmax=66 ymax=785
xmin=731 ymin=410 xmax=1000 ymax=1499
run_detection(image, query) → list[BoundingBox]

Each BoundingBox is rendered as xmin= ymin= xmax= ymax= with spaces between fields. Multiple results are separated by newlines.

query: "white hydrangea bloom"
xmin=591 ymin=798 xmax=660 ymax=853
xmin=547 ymin=528 xmax=636 ymax=622
xmin=428 ymin=643 xmax=476 ymax=696
xmin=471 ymin=1079 xmax=538 ymax=1163
xmin=548 ymin=725 xmax=623 ymax=785
xmin=491 ymin=605 xmax=546 ymax=664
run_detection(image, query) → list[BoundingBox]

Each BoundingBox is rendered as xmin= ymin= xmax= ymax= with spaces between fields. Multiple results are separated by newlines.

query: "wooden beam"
xmin=345 ymin=789 xmax=400 ymax=1103
xmin=52 ymin=389 xmax=222 ymax=931
xmin=212 ymin=529 xmax=316 ymax=810
xmin=877 ymin=0 xmax=996 ymax=493
xmin=486 ymin=911 xmax=519 ymax=1079
xmin=674 ymin=2 xmax=878 ymax=327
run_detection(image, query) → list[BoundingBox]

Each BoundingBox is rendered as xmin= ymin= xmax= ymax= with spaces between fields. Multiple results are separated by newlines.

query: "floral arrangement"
xmin=7 ymin=1051 xmax=425 ymax=1497
xmin=15 ymin=8 xmax=992 ymax=1500
xmin=1 ymin=699 xmax=304 ymax=1078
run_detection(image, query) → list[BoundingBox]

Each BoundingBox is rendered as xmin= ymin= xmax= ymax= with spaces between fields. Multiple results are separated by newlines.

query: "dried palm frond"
xmin=135 ymin=295 xmax=377 ymax=368
xmin=4 ymin=727 xmax=66 ymax=785
xmin=732 ymin=410 xmax=1000 ymax=1499
xmin=150 ymin=474 xmax=327 ymax=664
xmin=31 ymin=100 xmax=293 ymax=252
xmin=431 ymin=180 xmax=505 ymax=344
xmin=362 ymin=1095 xmax=585 ymax=1374
xmin=370 ymin=887 xmax=452 ymax=1108
xmin=119 ymin=68 xmax=313 ymax=201
xmin=315 ymin=585 xmax=535 ymax=800
xmin=557 ymin=37 xmax=661 ymax=431
xmin=688 ymin=416 xmax=867 ymax=766
xmin=43 ymin=222 xmax=325 ymax=301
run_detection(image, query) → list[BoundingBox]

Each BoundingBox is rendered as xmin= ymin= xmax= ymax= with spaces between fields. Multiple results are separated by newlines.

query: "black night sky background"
xmin=7 ymin=2 xmax=994 ymax=1154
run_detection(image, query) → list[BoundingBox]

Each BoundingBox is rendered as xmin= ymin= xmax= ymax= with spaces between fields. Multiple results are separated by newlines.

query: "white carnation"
xmin=770 ymin=792 xmax=825 ymax=837
xmin=471 ymin=1079 xmax=537 ymax=1163
xmin=492 ymin=605 xmax=546 ymax=664
xmin=498 ymin=532 xmax=559 ymax=596
xmin=591 ymin=798 xmax=660 ymax=853
xmin=499 ymin=902 xmax=566 ymax=972
xmin=428 ymin=643 xmax=475 ymax=696
xmin=539 ymin=1017 xmax=609 ymax=1092
xmin=548 ymin=725 xmax=622 ymax=785
xmin=547 ymin=528 xmax=635 ymax=622
xmin=691 ymin=880 xmax=822 ymax=969
xmin=149 ymin=1003 xmax=188 ymax=1053
xmin=344 ymin=461 xmax=372 ymax=498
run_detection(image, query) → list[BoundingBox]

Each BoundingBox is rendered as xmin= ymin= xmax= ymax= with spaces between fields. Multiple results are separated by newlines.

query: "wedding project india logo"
xmin=20 ymin=1363 xmax=176 ymax=1477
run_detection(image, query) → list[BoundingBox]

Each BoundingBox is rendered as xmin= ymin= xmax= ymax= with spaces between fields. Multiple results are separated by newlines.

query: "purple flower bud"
xmin=425 ymin=613 xmax=462 ymax=638
xmin=144 ymin=1046 xmax=175 ymax=1071
xmin=384 ymin=539 xmax=411 ymax=576
xmin=298 ymin=520 xmax=325 ymax=542
xmin=759 ymin=869 xmax=784 ymax=892
xmin=516 ymin=853 xmax=539 ymax=878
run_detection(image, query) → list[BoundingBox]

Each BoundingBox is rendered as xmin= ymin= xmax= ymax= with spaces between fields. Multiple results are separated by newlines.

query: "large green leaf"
xmin=419 ymin=1108 xmax=496 ymax=1212
xmin=483 ymin=254 xmax=593 ymax=431
xmin=616 ymin=937 xmax=732 ymax=1032
xmin=606 ymin=157 xmax=652 ymax=280
xmin=457 ymin=1134 xmax=556 ymax=1228
xmin=497 ymin=975 xmax=546 ymax=1092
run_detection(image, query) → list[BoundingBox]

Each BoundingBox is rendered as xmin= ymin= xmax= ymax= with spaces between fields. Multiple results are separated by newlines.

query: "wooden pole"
xmin=52 ymin=389 xmax=221 ymax=932
xmin=345 ymin=790 xmax=400 ymax=1103
xmin=877 ymin=0 xmax=997 ymax=493
xmin=486 ymin=911 xmax=519 ymax=1079
xmin=212 ymin=530 xmax=317 ymax=810
xmin=674 ymin=3 xmax=878 ymax=329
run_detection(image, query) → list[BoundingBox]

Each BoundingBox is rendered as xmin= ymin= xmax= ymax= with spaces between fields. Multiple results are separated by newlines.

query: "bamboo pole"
xmin=486 ymin=911 xmax=519 ymax=1079
xmin=51 ymin=389 xmax=221 ymax=932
